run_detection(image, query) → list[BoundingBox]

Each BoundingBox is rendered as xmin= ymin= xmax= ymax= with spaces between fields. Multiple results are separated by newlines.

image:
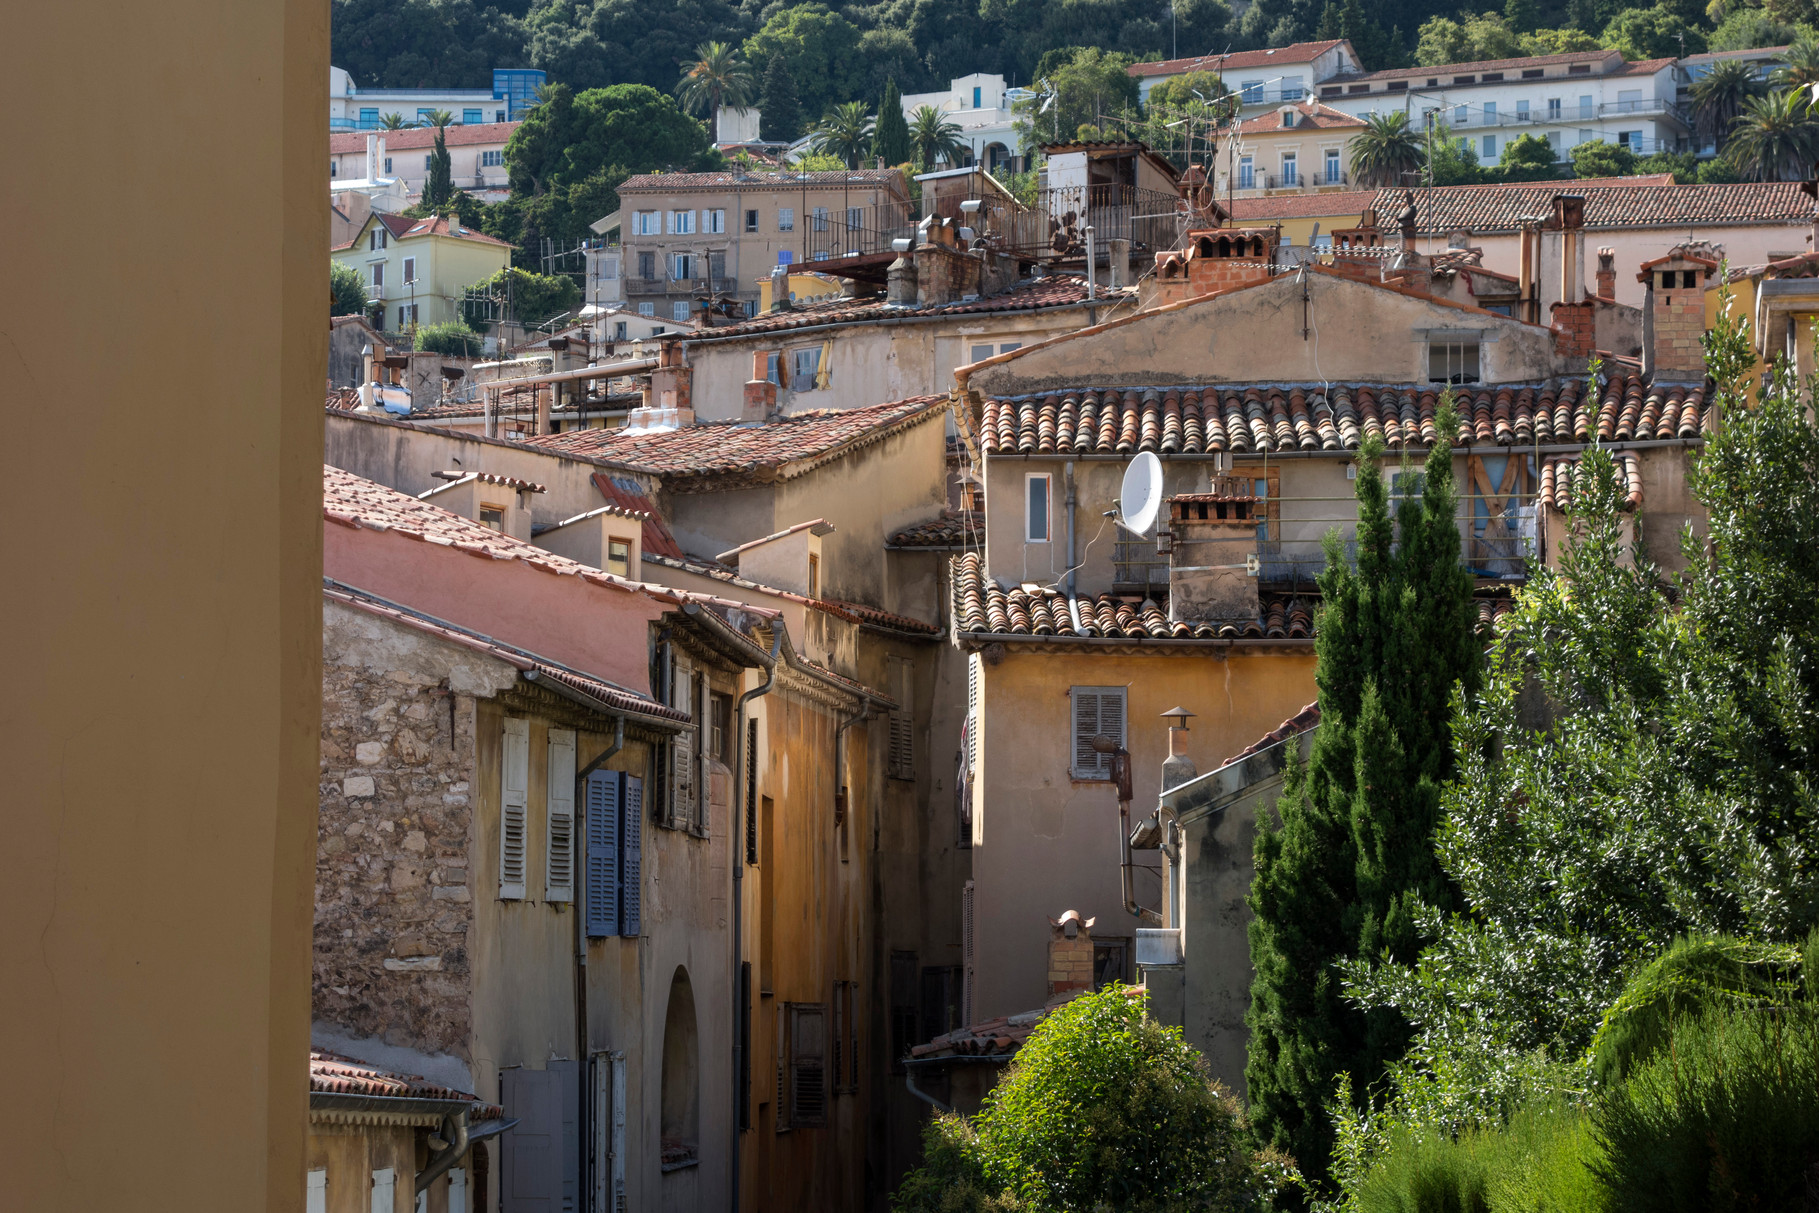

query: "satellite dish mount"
xmin=1117 ymin=451 xmax=1164 ymax=538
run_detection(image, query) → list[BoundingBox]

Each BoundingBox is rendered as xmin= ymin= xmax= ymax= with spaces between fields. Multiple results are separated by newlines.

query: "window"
xmin=744 ymin=717 xmax=760 ymax=865
xmin=1238 ymin=155 xmax=1254 ymax=189
xmin=1578 ymin=128 xmax=1594 ymax=144
xmin=381 ymin=156 xmax=392 ymax=173
xmin=710 ymin=692 xmax=732 ymax=764
xmin=370 ymin=262 xmax=384 ymax=288
xmin=331 ymin=159 xmax=340 ymax=177
xmin=424 ymin=154 xmax=434 ymax=170
xmin=306 ymin=1170 xmax=327 ymax=1213
xmin=708 ymin=250 xmax=726 ymax=282
xmin=783 ymin=1003 xmax=827 ymax=1127
xmin=480 ymin=503 xmax=503 ymax=531
xmin=973 ymin=85 xmax=982 ymax=107
xmin=672 ymin=252 xmax=697 ymax=280
xmin=790 ymin=345 xmax=821 ymax=387
xmin=1387 ymin=80 xmax=1407 ymax=91
xmin=368 ymin=228 xmax=387 ymax=252
xmin=807 ymin=552 xmax=820 ymax=599
xmin=1569 ymin=63 xmax=1592 ymax=74
xmin=607 ymin=539 xmax=630 ymax=576
xmin=1454 ymin=104 xmax=1468 ymax=124
xmin=1619 ymin=129 xmax=1641 ymax=149
xmin=1482 ymin=135 xmax=1497 ymax=158
xmin=1579 ymin=95 xmax=1594 ymax=119
xmin=745 ymin=208 xmax=759 ymax=232
xmin=370 ymin=1167 xmax=396 ymax=1213
xmin=1093 ymin=938 xmax=1130 ymax=989
xmin=1428 ymin=336 xmax=1482 ymax=384
xmin=706 ymin=208 xmax=725 ymax=234
xmin=496 ymin=108 xmax=507 ymax=122
xmin=546 ymin=729 xmax=575 ymax=902
xmin=462 ymin=108 xmax=483 ymax=124
xmin=672 ymin=301 xmax=691 ymax=322
xmin=765 ymin=351 xmax=781 ymax=384
xmin=921 ymin=965 xmax=961 ymax=1043
xmin=1025 ymin=472 xmax=1050 ymax=542
xmin=831 ymin=980 xmax=859 ymax=1094
xmin=669 ymin=209 xmax=695 ymax=234
xmin=889 ymin=952 xmax=917 ymax=1074
xmin=1547 ymin=131 xmax=1561 ymax=149
xmin=1282 ymin=76 xmax=1306 ymax=99
xmin=847 ymin=206 xmax=862 ymax=230
xmin=417 ymin=108 xmax=436 ymax=123
xmin=1241 ymin=80 xmax=1264 ymax=103
xmin=499 ymin=717 xmax=529 ymax=899
xmin=887 ymin=656 xmax=913 ymax=779
xmin=638 ymin=251 xmax=656 ymax=280
xmin=1281 ymin=152 xmax=1297 ymax=185
xmin=360 ymin=107 xmax=379 ymax=125
xmin=1522 ymin=67 xmax=1544 ymax=78
xmin=638 ymin=302 xmax=655 ymax=317
xmin=1483 ymin=101 xmax=1497 ymax=120
xmin=1547 ymin=98 xmax=1562 ymax=119
xmin=398 ymin=303 xmax=418 ymax=327
xmin=1325 ymin=149 xmax=1340 ymax=183
xmin=1516 ymin=99 xmax=1530 ymax=120
xmin=481 ymin=150 xmax=503 ymax=167
xmin=1070 ymin=686 xmax=1126 ymax=780
xmin=402 ymin=256 xmax=415 ymax=283
xmin=811 ymin=206 xmax=828 ymax=231
xmin=634 ymin=211 xmax=658 ymax=236
xmin=585 ymin=769 xmax=643 ymax=937
xmin=778 ymin=207 xmax=795 ymax=231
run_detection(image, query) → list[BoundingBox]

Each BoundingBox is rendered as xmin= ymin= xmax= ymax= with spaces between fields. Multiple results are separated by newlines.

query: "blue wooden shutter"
xmin=621 ymin=775 xmax=643 ymax=937
xmin=585 ymin=770 xmax=619 ymax=938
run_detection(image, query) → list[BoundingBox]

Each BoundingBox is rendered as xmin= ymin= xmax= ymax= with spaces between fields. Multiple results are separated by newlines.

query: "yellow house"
xmin=1227 ymin=188 xmax=1375 ymax=251
xmin=1707 ymin=251 xmax=1819 ymax=401
xmin=1219 ymin=100 xmax=1368 ymax=198
xmin=333 ymin=211 xmax=513 ymax=333
xmin=757 ymin=270 xmax=846 ymax=312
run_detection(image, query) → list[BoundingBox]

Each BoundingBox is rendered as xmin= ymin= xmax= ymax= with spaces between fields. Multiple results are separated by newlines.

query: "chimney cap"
xmin=1160 ymin=706 xmax=1196 ymax=728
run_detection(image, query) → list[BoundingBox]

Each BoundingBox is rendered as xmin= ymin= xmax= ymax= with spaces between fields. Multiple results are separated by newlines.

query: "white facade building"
xmin=1316 ymin=49 xmax=1688 ymax=162
xmin=1128 ymin=40 xmax=1363 ymax=112
xmin=329 ymin=65 xmax=545 ymax=132
xmin=901 ymin=74 xmax=1026 ymax=172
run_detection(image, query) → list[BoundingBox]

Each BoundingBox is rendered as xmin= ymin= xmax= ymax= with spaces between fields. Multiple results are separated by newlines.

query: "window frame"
xmin=1427 ymin=336 xmax=1483 ymax=384
xmin=1069 ymin=685 xmax=1127 ymax=781
xmin=1024 ymin=472 xmax=1052 ymax=543
xmin=669 ymin=209 xmax=696 ymax=235
xmin=706 ymin=208 xmax=726 ymax=234
xmin=790 ymin=345 xmax=821 ymax=387
xmin=777 ymin=207 xmax=795 ymax=232
xmin=745 ymin=208 xmax=759 ymax=232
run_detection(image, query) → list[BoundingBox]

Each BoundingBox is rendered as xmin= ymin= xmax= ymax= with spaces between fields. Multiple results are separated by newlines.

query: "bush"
xmin=331 ymin=261 xmax=369 ymax=317
xmin=892 ymin=985 xmax=1292 ymax=1213
xmin=460 ymin=266 xmax=581 ymax=332
xmin=414 ymin=320 xmax=486 ymax=357
xmin=1354 ymin=1100 xmax=1602 ymax=1213
xmin=1593 ymin=1003 xmax=1819 ymax=1210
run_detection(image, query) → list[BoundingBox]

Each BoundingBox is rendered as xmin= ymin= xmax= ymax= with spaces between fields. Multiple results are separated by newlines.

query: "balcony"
xmin=979 ymin=182 xmax=1185 ymax=261
xmin=1429 ymin=98 xmax=1688 ymax=130
xmin=641 ymin=276 xmax=739 ymax=297
xmin=802 ymin=202 xmax=917 ymax=262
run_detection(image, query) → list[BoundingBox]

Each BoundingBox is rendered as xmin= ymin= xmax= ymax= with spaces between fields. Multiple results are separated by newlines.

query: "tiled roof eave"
xmin=955 ymin=630 xmax=1315 ymax=651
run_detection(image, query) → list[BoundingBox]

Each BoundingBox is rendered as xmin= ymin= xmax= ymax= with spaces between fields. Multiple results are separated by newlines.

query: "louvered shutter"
xmin=586 ymin=770 xmax=620 ymax=938
xmin=831 ymin=984 xmax=845 ymax=1092
xmin=744 ymin=718 xmax=759 ymax=865
xmin=790 ymin=1004 xmax=827 ymax=1126
xmin=1070 ymin=687 xmax=1125 ymax=779
xmin=966 ymin=654 xmax=982 ymax=772
xmin=962 ymin=880 xmax=976 ymax=1025
xmin=621 ymin=775 xmax=643 ymax=936
xmin=306 ymin=1170 xmax=327 ymax=1213
xmin=546 ymin=729 xmax=576 ymax=902
xmin=888 ymin=658 xmax=914 ymax=779
xmin=499 ymin=718 xmax=529 ymax=899
xmin=776 ymin=1001 xmax=789 ymax=1131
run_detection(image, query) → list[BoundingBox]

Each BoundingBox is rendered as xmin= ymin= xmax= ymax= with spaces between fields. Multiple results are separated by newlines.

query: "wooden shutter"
xmin=621 ymin=775 xmax=643 ymax=937
xmin=1070 ymin=687 xmax=1126 ymax=779
xmin=744 ymin=718 xmax=759 ymax=865
xmin=670 ymin=657 xmax=696 ymax=830
xmin=585 ymin=770 xmax=620 ymax=938
xmin=962 ymin=880 xmax=976 ymax=1026
xmin=546 ymin=729 xmax=575 ymax=903
xmin=369 ymin=1167 xmax=395 ymax=1213
xmin=841 ymin=982 xmax=858 ymax=1094
xmin=591 ymin=1050 xmax=627 ymax=1213
xmin=499 ymin=717 xmax=529 ymax=899
xmin=888 ymin=658 xmax=914 ymax=780
xmin=447 ymin=1168 xmax=466 ymax=1213
xmin=306 ymin=1170 xmax=327 ymax=1213
xmin=776 ymin=1000 xmax=789 ymax=1131
xmin=789 ymin=1003 xmax=827 ymax=1126
xmin=831 ymin=983 xmax=845 ymax=1093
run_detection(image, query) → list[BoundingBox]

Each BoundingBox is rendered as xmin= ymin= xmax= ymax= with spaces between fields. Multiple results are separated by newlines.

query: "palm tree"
xmin=378 ymin=112 xmax=416 ymax=130
xmin=1773 ymin=39 xmax=1819 ymax=92
xmin=1691 ymin=57 xmax=1766 ymax=153
xmin=908 ymin=105 xmax=967 ymax=170
xmin=424 ymin=109 xmax=454 ymax=131
xmin=808 ymin=101 xmax=876 ymax=169
xmin=1348 ymin=111 xmax=1424 ymax=189
xmin=1726 ymin=88 xmax=1819 ymax=181
xmin=675 ymin=41 xmax=755 ymax=130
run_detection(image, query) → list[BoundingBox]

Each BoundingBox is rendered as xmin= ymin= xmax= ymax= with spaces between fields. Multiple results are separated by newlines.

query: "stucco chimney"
xmin=1107 ymin=237 xmax=1131 ymax=288
xmin=742 ymin=349 xmax=776 ymax=422
xmin=1048 ymin=910 xmax=1095 ymax=999
xmin=1595 ymin=247 xmax=1616 ymax=300
xmin=1159 ymin=707 xmax=1197 ymax=791
xmin=365 ymin=132 xmax=378 ymax=182
xmin=887 ymin=244 xmax=918 ymax=306
xmin=376 ymin=135 xmax=388 ymax=179
xmin=769 ymin=263 xmax=791 ymax=313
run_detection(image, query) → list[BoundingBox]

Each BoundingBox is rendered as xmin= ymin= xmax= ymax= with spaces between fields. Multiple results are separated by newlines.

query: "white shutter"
xmin=547 ymin=728 xmax=576 ymax=902
xmin=966 ymin=653 xmax=982 ymax=773
xmin=500 ymin=717 xmax=529 ymax=899
xmin=1070 ymin=687 xmax=1125 ymax=779
xmin=447 ymin=1168 xmax=467 ymax=1213
xmin=671 ymin=656 xmax=697 ymax=829
xmin=306 ymin=1170 xmax=327 ymax=1213
xmin=370 ymin=1167 xmax=396 ymax=1213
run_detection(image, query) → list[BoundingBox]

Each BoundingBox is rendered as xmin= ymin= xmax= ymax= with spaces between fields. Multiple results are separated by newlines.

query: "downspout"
xmin=904 ymin=1066 xmax=954 ymax=1113
xmin=1064 ymin=461 xmax=1078 ymax=600
xmin=573 ymin=715 xmax=625 ymax=1210
xmin=731 ymin=625 xmax=783 ymax=1213
xmin=416 ymin=1109 xmax=470 ymax=1194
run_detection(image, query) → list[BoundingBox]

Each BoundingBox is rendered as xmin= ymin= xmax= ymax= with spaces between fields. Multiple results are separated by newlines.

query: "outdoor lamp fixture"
xmin=1093 ymin=734 xmax=1161 ymax=925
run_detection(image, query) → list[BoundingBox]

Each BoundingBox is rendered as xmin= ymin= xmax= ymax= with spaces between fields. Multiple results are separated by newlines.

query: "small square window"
xmin=1025 ymin=473 xmax=1051 ymax=542
xmin=1428 ymin=338 xmax=1481 ymax=384
xmin=607 ymin=539 xmax=630 ymax=577
xmin=479 ymin=504 xmax=505 ymax=531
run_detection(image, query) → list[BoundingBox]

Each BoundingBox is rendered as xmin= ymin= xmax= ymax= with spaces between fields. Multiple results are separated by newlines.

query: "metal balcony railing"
xmin=1316 ymin=170 xmax=1349 ymax=186
xmin=802 ymin=202 xmax=917 ymax=261
xmin=979 ymin=182 xmax=1188 ymax=260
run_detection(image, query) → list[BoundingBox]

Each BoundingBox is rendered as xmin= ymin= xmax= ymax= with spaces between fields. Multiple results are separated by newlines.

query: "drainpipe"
xmin=1064 ymin=461 xmax=1078 ymax=600
xmin=573 ymin=715 xmax=624 ymax=1211
xmin=731 ymin=625 xmax=783 ymax=1213
xmin=1084 ymin=225 xmax=1097 ymax=300
xmin=1096 ymin=738 xmax=1163 ymax=924
xmin=904 ymin=1065 xmax=954 ymax=1113
xmin=416 ymin=1109 xmax=470 ymax=1194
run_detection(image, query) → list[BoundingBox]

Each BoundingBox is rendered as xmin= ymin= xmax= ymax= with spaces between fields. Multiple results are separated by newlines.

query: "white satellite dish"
xmin=1118 ymin=451 xmax=1164 ymax=537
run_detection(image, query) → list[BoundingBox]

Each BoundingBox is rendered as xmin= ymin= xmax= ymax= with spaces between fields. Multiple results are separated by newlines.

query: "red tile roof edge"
xmin=640 ymin=551 xmax=939 ymax=636
xmin=1226 ymin=702 xmax=1320 ymax=765
xmin=330 ymin=122 xmax=518 ymax=154
xmin=310 ymin=1051 xmax=504 ymax=1117
xmin=1128 ymin=39 xmax=1350 ymax=76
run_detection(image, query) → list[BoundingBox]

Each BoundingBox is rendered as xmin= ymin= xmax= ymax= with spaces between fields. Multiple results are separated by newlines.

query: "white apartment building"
xmin=330 ymin=124 xmax=517 ymax=198
xmin=329 ymin=65 xmax=544 ymax=131
xmin=901 ymin=74 xmax=1027 ymax=173
xmin=1128 ymin=40 xmax=1363 ymax=112
xmin=1316 ymin=49 xmax=1688 ymax=161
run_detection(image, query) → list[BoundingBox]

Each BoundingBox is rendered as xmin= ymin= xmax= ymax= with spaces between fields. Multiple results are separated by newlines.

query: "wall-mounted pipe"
xmin=415 ymin=1109 xmax=470 ymax=1194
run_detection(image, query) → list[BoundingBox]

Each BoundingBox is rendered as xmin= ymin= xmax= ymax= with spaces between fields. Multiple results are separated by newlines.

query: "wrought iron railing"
xmin=802 ymin=202 xmax=917 ymax=261
xmin=981 ymin=183 xmax=1185 ymax=260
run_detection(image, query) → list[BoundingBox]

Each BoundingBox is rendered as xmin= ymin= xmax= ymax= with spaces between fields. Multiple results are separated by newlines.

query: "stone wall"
xmin=315 ymin=601 xmax=518 ymax=1063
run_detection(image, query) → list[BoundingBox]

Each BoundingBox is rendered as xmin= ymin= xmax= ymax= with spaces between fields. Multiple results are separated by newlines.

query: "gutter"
xmin=680 ymin=297 xmax=1110 ymax=347
xmin=480 ymin=355 xmax=659 ymax=391
xmin=954 ymin=632 xmax=1315 ymax=649
xmin=982 ymin=437 xmax=1704 ymax=461
xmin=309 ymin=1092 xmax=486 ymax=1117
xmin=521 ymin=669 xmax=686 ymax=733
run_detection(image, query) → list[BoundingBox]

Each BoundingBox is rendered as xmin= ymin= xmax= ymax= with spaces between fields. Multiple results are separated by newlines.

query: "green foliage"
xmin=331 ymin=0 xmax=528 ymax=90
xmin=791 ymin=151 xmax=847 ymax=171
xmin=1708 ymin=5 xmax=1798 ymax=50
xmin=1145 ymin=70 xmax=1228 ymax=110
xmin=461 ymin=266 xmax=581 ymax=330
xmin=1497 ymin=133 xmax=1564 ymax=180
xmin=505 ymin=83 xmax=716 ymax=198
xmin=1569 ymin=138 xmax=1638 ymax=178
xmin=894 ymin=985 xmax=1293 ymax=1213
xmin=413 ymin=320 xmax=486 ymax=357
xmin=1600 ymin=5 xmax=1709 ymax=58
xmin=759 ymin=54 xmax=803 ymax=143
xmin=1350 ymin=111 xmax=1424 ymax=189
xmin=1725 ymin=87 xmax=1819 ymax=179
xmin=1353 ymin=1099 xmax=1603 ymax=1213
xmin=742 ymin=4 xmax=864 ymax=130
xmin=1690 ymin=56 xmax=1767 ymax=153
xmin=1593 ymin=1003 xmax=1819 ymax=1208
xmin=1246 ymin=403 xmax=1481 ymax=1190
xmin=330 ymin=261 xmax=369 ymax=317
xmin=1428 ymin=130 xmax=1485 ymax=185
xmin=873 ymin=80 xmax=912 ymax=167
xmin=1628 ymin=148 xmax=1694 ymax=181
xmin=1697 ymin=153 xmax=1744 ymax=181
xmin=1774 ymin=36 xmax=1819 ymax=89
xmin=909 ymin=105 xmax=969 ymax=169
xmin=808 ymin=100 xmax=875 ymax=169
xmin=674 ymin=40 xmax=754 ymax=119
xmin=521 ymin=0 xmax=750 ymax=94
xmin=1415 ymin=11 xmax=1523 ymax=65
xmin=1518 ymin=26 xmax=1603 ymax=53
xmin=1014 ymin=46 xmax=1141 ymax=154
xmin=423 ymin=123 xmax=455 ymax=209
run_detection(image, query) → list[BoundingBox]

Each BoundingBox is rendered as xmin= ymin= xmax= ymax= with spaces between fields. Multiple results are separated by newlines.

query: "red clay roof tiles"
xmin=1371 ymin=179 xmax=1811 ymax=233
xmin=888 ymin=511 xmax=985 ymax=548
xmin=619 ymin=168 xmax=906 ymax=193
xmin=330 ymin=122 xmax=518 ymax=155
xmin=310 ymin=1050 xmax=504 ymax=1117
xmin=692 ymin=276 xmax=1109 ymax=340
xmin=1129 ymin=40 xmax=1351 ymax=76
xmin=1235 ymin=102 xmax=1367 ymax=133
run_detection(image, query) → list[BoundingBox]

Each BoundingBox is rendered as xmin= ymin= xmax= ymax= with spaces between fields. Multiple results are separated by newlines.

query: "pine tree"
xmin=1316 ymin=0 xmax=1342 ymax=40
xmin=424 ymin=124 xmax=454 ymax=210
xmin=1245 ymin=404 xmax=1481 ymax=1188
xmin=759 ymin=56 xmax=802 ymax=143
xmin=1504 ymin=0 xmax=1538 ymax=34
xmin=873 ymin=79 xmax=911 ymax=166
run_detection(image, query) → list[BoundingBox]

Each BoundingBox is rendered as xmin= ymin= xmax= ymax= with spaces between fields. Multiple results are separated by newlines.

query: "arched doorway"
xmin=660 ymin=966 xmax=699 ymax=1169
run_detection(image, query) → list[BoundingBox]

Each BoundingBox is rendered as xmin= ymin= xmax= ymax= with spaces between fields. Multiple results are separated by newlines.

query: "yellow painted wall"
xmin=6 ymin=0 xmax=324 ymax=1209
xmin=970 ymin=647 xmax=1316 ymax=1021
xmin=758 ymin=272 xmax=846 ymax=311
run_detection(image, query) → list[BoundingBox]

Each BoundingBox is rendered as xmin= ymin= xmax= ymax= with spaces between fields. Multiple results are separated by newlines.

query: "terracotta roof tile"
xmin=1229 ymin=702 xmax=1321 ymax=764
xmin=888 ymin=510 xmax=985 ymax=549
xmin=330 ymin=122 xmax=518 ymax=155
xmin=640 ymin=550 xmax=939 ymax=635
xmin=522 ymin=397 xmax=948 ymax=485
xmin=1372 ymin=179 xmax=1810 ymax=233
xmin=1227 ymin=190 xmax=1381 ymax=222
xmin=979 ymin=373 xmax=1707 ymax=457
xmin=693 ymin=276 xmax=1111 ymax=340
xmin=1129 ymin=40 xmax=1350 ymax=76
xmin=591 ymin=473 xmax=684 ymax=559
xmin=619 ymin=168 xmax=906 ymax=193
xmin=1235 ymin=101 xmax=1368 ymax=133
xmin=1539 ymin=451 xmax=1643 ymax=511
xmin=310 ymin=1051 xmax=504 ymax=1117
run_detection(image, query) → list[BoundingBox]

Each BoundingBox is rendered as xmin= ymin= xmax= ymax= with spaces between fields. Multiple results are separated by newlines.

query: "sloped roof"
xmin=691 ymin=277 xmax=1110 ymax=340
xmin=310 ymin=1051 xmax=504 ymax=1117
xmin=592 ymin=473 xmax=684 ymax=559
xmin=619 ymin=168 xmax=906 ymax=194
xmin=640 ymin=550 xmax=940 ymax=636
xmin=888 ymin=511 xmax=985 ymax=549
xmin=1129 ymin=40 xmax=1352 ymax=78
xmin=1539 ymin=451 xmax=1643 ymax=512
xmin=1235 ymin=101 xmax=1367 ymax=134
xmin=522 ymin=397 xmax=948 ymax=486
xmin=979 ymin=373 xmax=1708 ymax=457
xmin=1228 ymin=191 xmax=1379 ymax=221
xmin=330 ymin=122 xmax=518 ymax=154
xmin=1228 ymin=702 xmax=1320 ymax=765
xmin=1324 ymin=48 xmax=1619 ymax=86
xmin=1371 ymin=180 xmax=1811 ymax=234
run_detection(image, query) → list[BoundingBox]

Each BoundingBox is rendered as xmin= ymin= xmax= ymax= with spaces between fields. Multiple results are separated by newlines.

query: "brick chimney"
xmin=1187 ymin=228 xmax=1280 ymax=295
xmin=1639 ymin=248 xmax=1716 ymax=379
xmin=1595 ymin=247 xmax=1616 ymax=300
xmin=915 ymin=216 xmax=982 ymax=306
xmin=1048 ymin=910 xmax=1095 ymax=999
xmin=742 ymin=349 xmax=776 ymax=422
xmin=648 ymin=339 xmax=694 ymax=423
xmin=1550 ymin=299 xmax=1595 ymax=362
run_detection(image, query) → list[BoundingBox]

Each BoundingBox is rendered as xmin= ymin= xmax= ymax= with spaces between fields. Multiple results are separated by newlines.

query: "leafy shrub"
xmin=892 ymin=985 xmax=1292 ymax=1213
xmin=1593 ymin=1003 xmax=1819 ymax=1210
xmin=1352 ymin=1099 xmax=1601 ymax=1213
xmin=414 ymin=320 xmax=486 ymax=357
xmin=331 ymin=261 xmax=369 ymax=317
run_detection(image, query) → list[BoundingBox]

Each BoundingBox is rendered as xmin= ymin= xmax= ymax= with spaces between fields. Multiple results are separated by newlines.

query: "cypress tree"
xmin=873 ymin=79 xmax=911 ymax=166
xmin=759 ymin=56 xmax=802 ymax=143
xmin=424 ymin=124 xmax=454 ymax=209
xmin=1245 ymin=402 xmax=1481 ymax=1187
